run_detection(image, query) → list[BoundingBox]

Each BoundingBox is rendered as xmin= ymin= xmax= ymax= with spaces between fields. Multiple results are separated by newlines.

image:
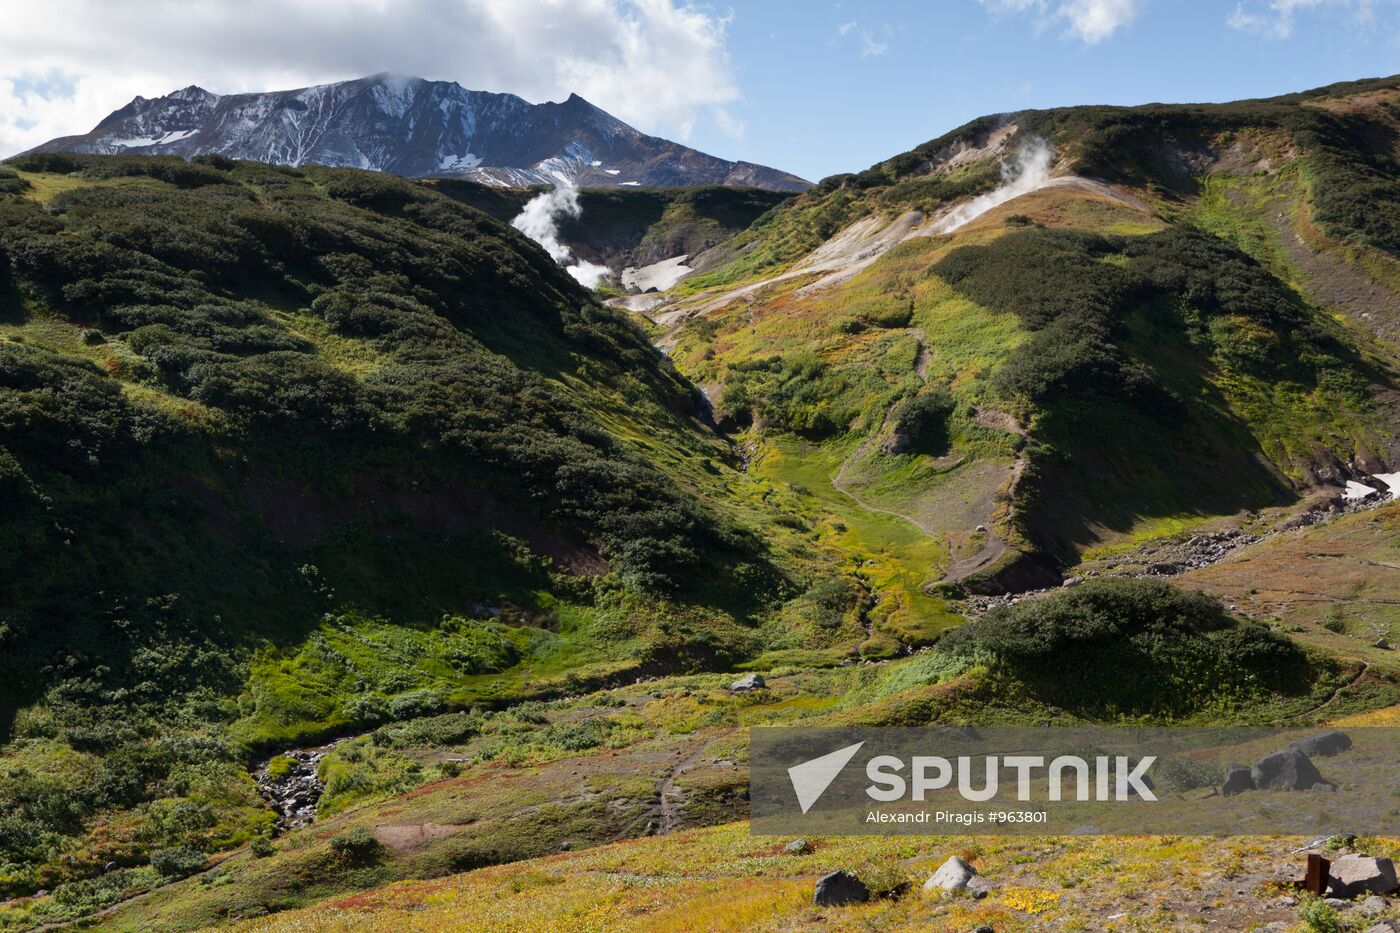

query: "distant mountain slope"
xmin=20 ymin=73 xmax=810 ymax=192
xmin=645 ymin=73 xmax=1400 ymax=592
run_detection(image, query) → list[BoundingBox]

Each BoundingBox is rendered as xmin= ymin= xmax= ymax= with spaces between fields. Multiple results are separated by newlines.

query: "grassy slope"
xmin=8 ymin=75 xmax=1400 ymax=931
xmin=654 ymin=78 xmax=1400 ymax=586
xmin=215 ymin=823 xmax=1400 ymax=932
xmin=87 ymin=644 xmax=1388 ymax=924
xmin=0 ymin=155 xmax=845 ymax=926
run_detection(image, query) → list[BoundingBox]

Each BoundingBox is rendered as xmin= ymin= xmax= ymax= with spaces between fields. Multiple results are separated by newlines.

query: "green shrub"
xmin=1299 ymin=895 xmax=1342 ymax=933
xmin=940 ymin=578 xmax=1309 ymax=716
xmin=889 ymin=389 xmax=954 ymax=454
xmin=149 ymin=845 xmax=206 ymax=878
xmin=328 ymin=826 xmax=381 ymax=864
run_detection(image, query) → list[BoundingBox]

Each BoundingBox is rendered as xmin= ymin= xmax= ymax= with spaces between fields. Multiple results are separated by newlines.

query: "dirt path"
xmin=829 ymin=399 xmax=950 ymax=539
xmin=939 ymin=532 xmax=1010 ymax=583
xmin=656 ymin=737 xmax=719 ymax=835
xmin=1285 ymin=661 xmax=1371 ymax=722
xmin=911 ymin=328 xmax=931 ymax=382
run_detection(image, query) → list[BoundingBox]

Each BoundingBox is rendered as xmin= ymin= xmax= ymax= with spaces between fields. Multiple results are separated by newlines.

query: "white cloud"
xmin=0 ymin=0 xmax=740 ymax=157
xmin=1058 ymin=0 xmax=1141 ymax=42
xmin=861 ymin=34 xmax=891 ymax=57
xmin=832 ymin=20 xmax=893 ymax=58
xmin=1227 ymin=0 xmax=1385 ymax=38
xmin=977 ymin=0 xmax=1142 ymax=43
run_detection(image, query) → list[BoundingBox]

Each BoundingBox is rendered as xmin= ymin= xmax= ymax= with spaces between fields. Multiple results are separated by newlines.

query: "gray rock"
xmin=1061 ymin=576 xmax=1083 ymax=588
xmin=924 ymin=856 xmax=977 ymax=893
xmin=730 ymin=673 xmax=766 ymax=692
xmin=1330 ymin=857 xmax=1399 ymax=898
xmin=1277 ymin=895 xmax=1298 ymax=907
xmin=1326 ymin=897 xmax=1351 ymax=909
xmin=1358 ymin=895 xmax=1390 ymax=917
xmin=1289 ymin=731 xmax=1353 ymax=758
xmin=965 ymin=875 xmax=997 ymax=899
xmin=1252 ymin=748 xmax=1327 ymax=791
xmin=1222 ymin=764 xmax=1255 ymax=796
xmin=814 ymin=869 xmax=869 ymax=906
xmin=783 ymin=838 xmax=811 ymax=855
xmin=1364 ymin=922 xmax=1400 ymax=933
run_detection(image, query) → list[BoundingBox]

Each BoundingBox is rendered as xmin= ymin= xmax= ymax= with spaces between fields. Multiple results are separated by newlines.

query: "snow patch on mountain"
xmin=26 ymin=74 xmax=810 ymax=192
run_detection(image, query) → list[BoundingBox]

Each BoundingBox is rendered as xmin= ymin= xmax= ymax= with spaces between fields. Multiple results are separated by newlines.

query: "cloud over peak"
xmin=0 ymin=0 xmax=740 ymax=158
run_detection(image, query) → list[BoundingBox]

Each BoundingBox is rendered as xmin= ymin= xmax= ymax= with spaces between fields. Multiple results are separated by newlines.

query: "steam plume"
xmin=932 ymin=139 xmax=1053 ymax=234
xmin=511 ymin=185 xmax=611 ymax=289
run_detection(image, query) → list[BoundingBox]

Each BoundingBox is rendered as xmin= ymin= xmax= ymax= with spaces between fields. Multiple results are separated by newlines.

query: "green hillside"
xmin=6 ymin=74 xmax=1400 ymax=931
xmin=0 ymin=153 xmax=821 ymax=917
xmin=660 ymin=74 xmax=1400 ymax=589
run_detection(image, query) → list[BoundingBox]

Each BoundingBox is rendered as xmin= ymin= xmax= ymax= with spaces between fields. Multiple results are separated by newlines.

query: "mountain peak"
xmin=24 ymin=75 xmax=810 ymax=191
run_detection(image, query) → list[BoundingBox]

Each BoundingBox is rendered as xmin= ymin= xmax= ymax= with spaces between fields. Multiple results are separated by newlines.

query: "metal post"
xmin=1304 ymin=854 xmax=1330 ymax=897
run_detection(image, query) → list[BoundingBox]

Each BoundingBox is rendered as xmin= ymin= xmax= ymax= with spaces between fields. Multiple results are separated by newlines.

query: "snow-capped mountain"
xmin=23 ymin=73 xmax=810 ymax=191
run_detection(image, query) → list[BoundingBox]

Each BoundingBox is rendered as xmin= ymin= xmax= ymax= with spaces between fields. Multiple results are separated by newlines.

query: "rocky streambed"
xmin=254 ymin=744 xmax=337 ymax=832
xmin=966 ymin=484 xmax=1399 ymax=616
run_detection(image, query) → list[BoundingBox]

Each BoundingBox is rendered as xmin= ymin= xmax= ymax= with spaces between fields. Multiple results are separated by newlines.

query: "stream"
xmin=253 ymin=743 xmax=338 ymax=832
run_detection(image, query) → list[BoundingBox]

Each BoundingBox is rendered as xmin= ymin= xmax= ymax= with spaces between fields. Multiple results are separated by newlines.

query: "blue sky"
xmin=709 ymin=0 xmax=1400 ymax=181
xmin=2 ymin=1 xmax=1398 ymax=180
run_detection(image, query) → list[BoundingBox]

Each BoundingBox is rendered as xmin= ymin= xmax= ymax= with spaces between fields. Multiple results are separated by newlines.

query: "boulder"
xmin=1061 ymin=576 xmax=1083 ymax=588
xmin=1252 ymin=748 xmax=1328 ymax=791
xmin=814 ymin=869 xmax=869 ymax=906
xmin=730 ymin=673 xmax=766 ymax=692
xmin=783 ymin=838 xmax=811 ymax=855
xmin=1222 ymin=765 xmax=1255 ymax=796
xmin=1329 ymin=857 xmax=1399 ymax=898
xmin=1365 ymin=924 xmax=1400 ymax=933
xmin=924 ymin=856 xmax=977 ymax=894
xmin=1358 ymin=895 xmax=1390 ymax=917
xmin=965 ymin=875 xmax=998 ymax=899
xmin=1289 ymin=731 xmax=1353 ymax=758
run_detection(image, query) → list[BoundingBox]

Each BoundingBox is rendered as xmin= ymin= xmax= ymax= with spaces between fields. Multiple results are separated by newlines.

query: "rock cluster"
xmin=1221 ymin=733 xmax=1345 ymax=796
xmin=1133 ymin=530 xmax=1262 ymax=576
xmin=256 ymin=747 xmax=330 ymax=830
xmin=811 ymin=855 xmax=1001 ymax=909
